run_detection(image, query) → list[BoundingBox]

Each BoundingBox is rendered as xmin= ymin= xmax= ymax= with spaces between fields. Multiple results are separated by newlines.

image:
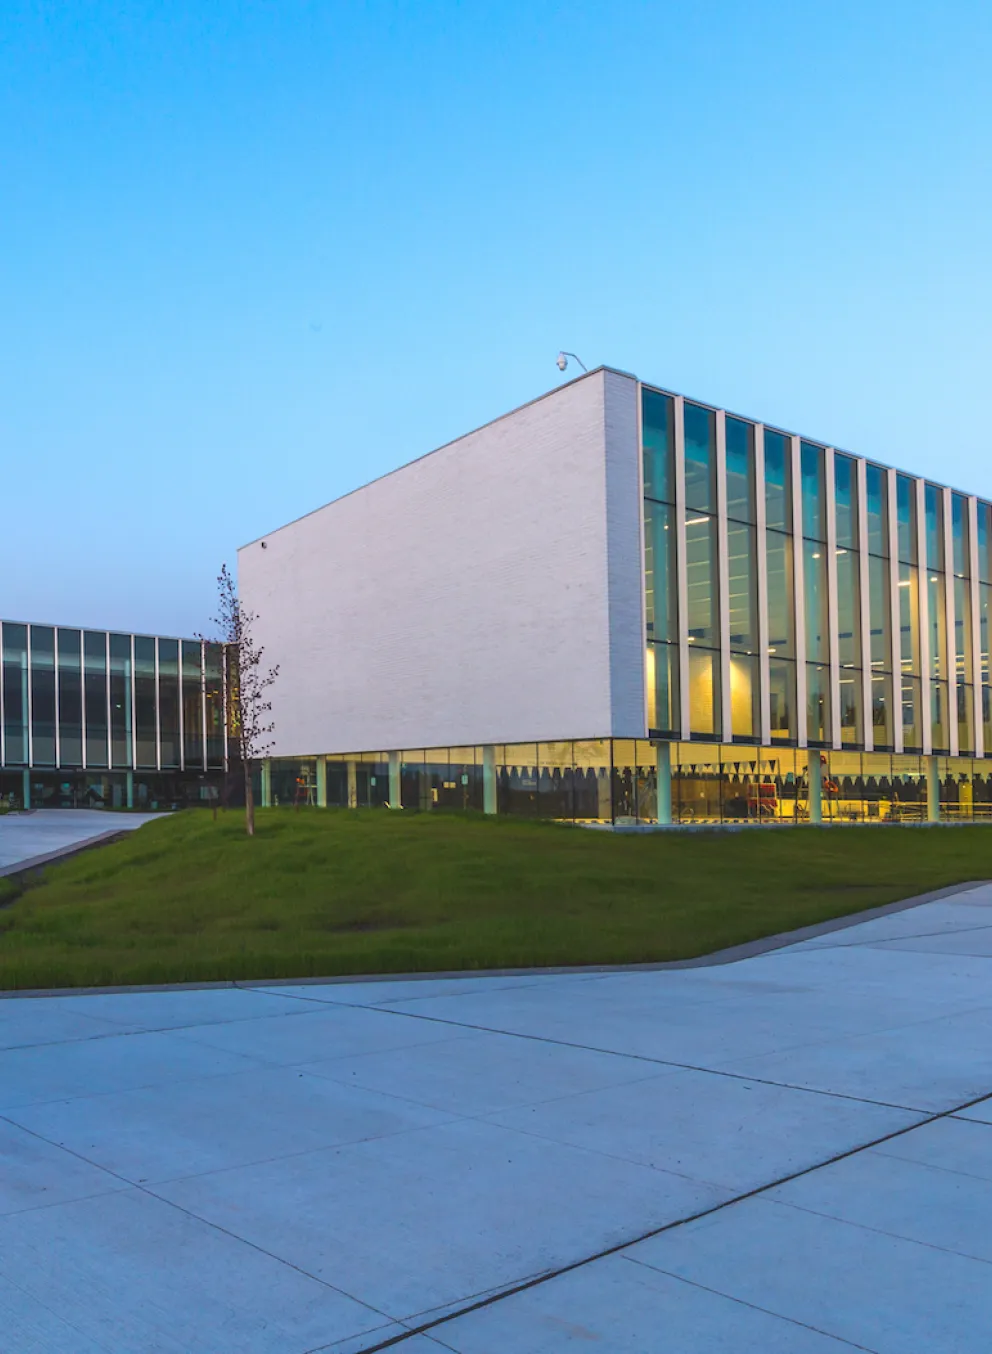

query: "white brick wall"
xmin=238 ymin=369 xmax=646 ymax=757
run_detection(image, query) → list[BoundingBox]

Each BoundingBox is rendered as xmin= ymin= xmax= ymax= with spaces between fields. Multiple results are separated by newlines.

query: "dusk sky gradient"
xmin=2 ymin=0 xmax=991 ymax=636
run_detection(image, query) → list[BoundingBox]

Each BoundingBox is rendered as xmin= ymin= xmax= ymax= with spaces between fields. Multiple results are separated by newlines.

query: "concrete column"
xmin=926 ymin=755 xmax=941 ymax=823
xmin=482 ymin=745 xmax=497 ymax=815
xmin=389 ymin=750 xmax=402 ymax=808
xmin=22 ymin=770 xmax=30 ymax=810
xmin=260 ymin=760 xmax=272 ymax=808
xmin=126 ymin=770 xmax=134 ymax=809
xmin=656 ymin=742 xmax=673 ymax=825
xmin=346 ymin=760 xmax=358 ymax=809
xmin=316 ymin=756 xmax=327 ymax=808
xmin=808 ymin=753 xmax=823 ymax=824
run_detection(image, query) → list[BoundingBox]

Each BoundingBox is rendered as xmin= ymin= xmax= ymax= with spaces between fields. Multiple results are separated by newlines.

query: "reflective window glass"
xmin=928 ymin=572 xmax=947 ymax=680
xmin=931 ymin=678 xmax=949 ymax=750
xmin=57 ymin=629 xmax=82 ymax=767
xmin=729 ymin=653 xmax=759 ymax=739
xmin=954 ymin=575 xmax=971 ymax=681
xmin=952 ymin=493 xmax=969 ymax=578
xmin=901 ymin=674 xmax=922 ymax=750
xmin=688 ymin=646 xmax=720 ymax=736
xmin=840 ymin=671 xmax=863 ymax=746
xmin=866 ymin=465 xmax=888 ymax=556
xmin=804 ymin=541 xmax=829 ymax=663
xmin=182 ymin=641 xmax=204 ymax=769
xmin=925 ymin=484 xmax=944 ymax=571
xmin=683 ymin=403 xmax=714 ymax=513
xmin=958 ymin=683 xmax=974 ymax=753
xmin=30 ymin=626 xmax=56 ymax=766
xmin=834 ymin=455 xmax=858 ymax=550
xmin=978 ymin=503 xmax=992 ymax=584
xmin=205 ymin=643 xmax=225 ymax=767
xmin=2 ymin=622 xmax=28 ymax=765
xmin=766 ymin=530 xmax=795 ymax=659
xmin=981 ymin=583 xmax=991 ymax=685
xmin=872 ymin=672 xmax=893 ymax=748
xmin=898 ymin=563 xmax=920 ymax=676
xmin=868 ymin=555 xmax=892 ymax=671
xmin=896 ymin=475 xmax=917 ymax=564
xmin=836 ymin=548 xmax=861 ymax=669
xmin=642 ymin=389 xmax=674 ymax=504
xmin=83 ymin=631 xmax=108 ymax=768
xmin=801 ymin=443 xmax=826 ymax=541
xmin=768 ymin=659 xmax=796 ymax=741
xmin=725 ymin=418 xmax=754 ymax=522
xmin=685 ymin=514 xmax=718 ymax=645
xmin=646 ymin=642 xmax=679 ymax=735
xmin=134 ymin=637 xmax=157 ymax=768
xmin=158 ymin=639 xmax=180 ymax=768
xmin=727 ymin=521 xmax=757 ymax=653
xmin=807 ymin=663 xmax=831 ymax=744
xmin=109 ymin=634 xmax=132 ymax=768
xmin=644 ymin=501 xmax=677 ymax=643
xmin=763 ymin=430 xmax=791 ymax=532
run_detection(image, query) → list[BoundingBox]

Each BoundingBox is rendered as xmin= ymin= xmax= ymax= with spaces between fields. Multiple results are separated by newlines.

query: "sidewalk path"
xmin=0 ymin=809 xmax=160 ymax=875
xmin=3 ymin=884 xmax=992 ymax=1351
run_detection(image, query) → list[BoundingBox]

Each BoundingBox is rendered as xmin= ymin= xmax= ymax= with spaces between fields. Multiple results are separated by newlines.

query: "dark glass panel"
xmin=182 ymin=641 xmax=204 ymax=769
xmin=836 ymin=548 xmax=861 ymax=669
xmin=896 ymin=475 xmax=917 ymax=564
xmin=205 ymin=643 xmax=225 ymax=767
xmin=840 ymin=670 xmax=863 ymax=746
xmin=158 ymin=639 xmax=180 ymax=769
xmin=766 ymin=530 xmax=795 ymax=660
xmin=800 ymin=442 xmax=826 ymax=542
xmin=2 ymin=623 xmax=28 ymax=765
xmin=683 ymin=403 xmax=714 ymax=513
xmin=642 ymin=389 xmax=674 ymax=504
xmin=928 ymin=572 xmax=947 ymax=680
xmin=981 ymin=583 xmax=991 ymax=685
xmin=872 ymin=672 xmax=893 ymax=748
xmin=978 ymin=502 xmax=992 ymax=585
xmin=925 ymin=483 xmax=944 ymax=571
xmin=644 ymin=501 xmax=677 ymax=643
xmin=806 ymin=662 xmax=831 ymax=744
xmin=83 ymin=631 xmax=108 ymax=768
xmin=768 ymin=658 xmax=796 ymax=742
xmin=868 ymin=555 xmax=892 ymax=672
xmin=685 ymin=513 xmax=718 ymax=646
xmin=803 ymin=541 xmax=829 ymax=664
xmin=866 ymin=465 xmax=888 ymax=556
xmin=763 ymin=430 xmax=791 ymax=532
xmin=958 ymin=683 xmax=974 ymax=754
xmin=834 ymin=454 xmax=858 ymax=550
xmin=30 ymin=626 xmax=56 ymax=766
xmin=952 ymin=493 xmax=969 ymax=578
xmin=931 ymin=678 xmax=949 ymax=750
xmin=725 ymin=418 xmax=754 ymax=523
xmin=134 ymin=636 xmax=157 ymax=769
xmin=647 ymin=642 xmax=679 ymax=734
xmin=901 ymin=674 xmax=922 ymax=750
xmin=898 ymin=563 xmax=920 ymax=677
xmin=954 ymin=575 xmax=971 ymax=682
xmin=109 ymin=634 xmax=132 ymax=769
xmin=727 ymin=521 xmax=757 ymax=653
xmin=57 ymin=628 xmax=82 ymax=767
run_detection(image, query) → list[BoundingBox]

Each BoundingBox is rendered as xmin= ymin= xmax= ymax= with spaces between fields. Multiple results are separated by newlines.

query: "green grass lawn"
xmin=1 ymin=808 xmax=990 ymax=991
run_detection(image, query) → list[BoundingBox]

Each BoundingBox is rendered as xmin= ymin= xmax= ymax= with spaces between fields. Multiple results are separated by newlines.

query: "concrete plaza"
xmin=0 ymin=809 xmax=159 ymax=875
xmin=2 ymin=880 xmax=992 ymax=1350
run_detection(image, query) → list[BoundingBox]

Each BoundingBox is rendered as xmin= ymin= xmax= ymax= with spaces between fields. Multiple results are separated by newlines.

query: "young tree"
xmin=203 ymin=565 xmax=279 ymax=837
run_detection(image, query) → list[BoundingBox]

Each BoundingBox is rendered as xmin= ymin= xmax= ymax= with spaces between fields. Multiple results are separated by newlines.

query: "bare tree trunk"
xmin=244 ymin=760 xmax=255 ymax=838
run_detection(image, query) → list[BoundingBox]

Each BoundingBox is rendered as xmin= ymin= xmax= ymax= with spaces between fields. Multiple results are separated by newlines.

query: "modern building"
xmin=239 ymin=366 xmax=992 ymax=824
xmin=0 ymin=622 xmax=228 ymax=809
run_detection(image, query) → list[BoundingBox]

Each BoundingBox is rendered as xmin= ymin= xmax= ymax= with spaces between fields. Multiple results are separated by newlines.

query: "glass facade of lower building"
xmin=262 ymin=742 xmax=992 ymax=824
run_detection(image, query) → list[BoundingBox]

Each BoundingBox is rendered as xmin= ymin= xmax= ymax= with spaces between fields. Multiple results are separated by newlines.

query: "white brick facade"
xmin=238 ymin=368 xmax=647 ymax=757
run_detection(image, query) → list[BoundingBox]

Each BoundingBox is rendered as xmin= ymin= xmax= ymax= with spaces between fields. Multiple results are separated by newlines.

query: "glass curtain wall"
xmin=952 ymin=494 xmax=974 ymax=752
xmin=867 ymin=466 xmax=894 ymax=748
xmin=684 ymin=402 xmax=720 ymax=736
xmin=765 ymin=431 xmax=796 ymax=742
xmin=979 ymin=502 xmax=992 ymax=751
xmin=726 ymin=418 xmax=759 ymax=739
xmin=643 ymin=389 xmax=679 ymax=734
xmin=896 ymin=475 xmax=922 ymax=749
xmin=801 ymin=443 xmax=830 ymax=743
xmin=835 ymin=455 xmax=863 ymax=744
xmin=926 ymin=484 xmax=950 ymax=750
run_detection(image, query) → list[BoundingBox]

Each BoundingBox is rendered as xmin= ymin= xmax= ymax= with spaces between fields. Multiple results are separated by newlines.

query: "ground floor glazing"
xmin=0 ymin=770 xmax=228 ymax=811
xmin=261 ymin=741 xmax=992 ymax=825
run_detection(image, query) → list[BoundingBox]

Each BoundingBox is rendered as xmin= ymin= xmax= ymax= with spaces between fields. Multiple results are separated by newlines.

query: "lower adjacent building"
xmin=240 ymin=366 xmax=992 ymax=825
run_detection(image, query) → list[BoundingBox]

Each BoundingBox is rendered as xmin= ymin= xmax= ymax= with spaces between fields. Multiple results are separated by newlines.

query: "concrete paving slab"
xmin=0 ymin=1003 xmax=131 ymax=1051
xmin=151 ymin=1117 xmax=731 ymax=1321
xmin=956 ymin=1094 xmax=992 ymax=1127
xmin=0 ymin=1117 xmax=126 ymax=1217
xmin=48 ymin=985 xmax=319 ymax=1031
xmin=0 ymin=1027 xmax=261 ymax=1111
xmin=0 ymin=1187 xmax=386 ymax=1354
xmin=425 ymin=1251 xmax=861 ymax=1352
xmin=303 ymin=1029 xmax=675 ymax=1118
xmin=625 ymin=1195 xmax=992 ymax=1354
xmin=6 ymin=1064 xmax=457 ymax=1185
xmin=875 ymin=1112 xmax=992 ymax=1179
xmin=0 ymin=1272 xmax=112 ymax=1354
xmin=862 ymin=928 xmax=992 ymax=956
xmin=485 ymin=1067 xmax=923 ymax=1192
xmin=0 ymin=809 xmax=158 ymax=873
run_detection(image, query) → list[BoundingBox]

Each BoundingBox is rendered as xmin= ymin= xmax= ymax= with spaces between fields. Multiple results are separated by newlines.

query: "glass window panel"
xmin=729 ymin=653 xmax=759 ymax=739
xmin=868 ymin=555 xmax=892 ymax=671
xmin=2 ymin=622 xmax=28 ymax=765
xmin=928 ymin=571 xmax=947 ymax=679
xmin=984 ymin=684 xmax=992 ymax=753
xmin=56 ymin=629 xmax=82 ymax=767
xmin=642 ymin=388 xmax=674 ymax=504
xmin=925 ymin=484 xmax=944 ymax=571
xmin=83 ymin=631 xmax=108 ymax=768
xmin=646 ymin=643 xmax=679 ymax=735
xmin=834 ymin=454 xmax=858 ymax=550
xmin=866 ymin=465 xmax=888 ymax=556
xmin=727 ymin=521 xmax=757 ymax=654
xmin=978 ymin=502 xmax=992 ymax=585
xmin=800 ymin=442 xmax=826 ymax=541
xmin=836 ymin=548 xmax=861 ymax=669
xmin=134 ymin=637 xmax=157 ymax=769
xmin=958 ymin=683 xmax=974 ymax=753
xmin=896 ymin=475 xmax=917 ymax=564
xmin=725 ymin=418 xmax=754 ymax=523
xmin=803 ymin=541 xmax=829 ymax=663
xmin=768 ymin=658 xmax=796 ymax=742
xmin=931 ymin=678 xmax=949 ymax=750
xmin=898 ymin=563 xmax=920 ymax=678
xmin=766 ymin=530 xmax=795 ymax=660
xmin=952 ymin=493 xmax=969 ymax=578
xmin=688 ymin=647 xmax=720 ymax=736
xmin=807 ymin=663 xmax=831 ymax=744
xmin=30 ymin=626 xmax=56 ymax=767
xmin=763 ymin=430 xmax=791 ymax=532
xmin=205 ymin=643 xmax=225 ymax=768
xmin=683 ymin=403 xmax=714 ymax=513
xmin=981 ymin=583 xmax=991 ymax=685
xmin=872 ymin=672 xmax=894 ymax=748
xmin=158 ymin=639 xmax=180 ymax=769
xmin=685 ymin=513 xmax=718 ymax=645
xmin=901 ymin=674 xmax=922 ymax=750
xmin=109 ymin=634 xmax=132 ymax=769
xmin=182 ymin=640 xmax=204 ymax=770
xmin=954 ymin=575 xmax=972 ymax=682
xmin=840 ymin=670 xmax=863 ymax=746
xmin=644 ymin=501 xmax=677 ymax=643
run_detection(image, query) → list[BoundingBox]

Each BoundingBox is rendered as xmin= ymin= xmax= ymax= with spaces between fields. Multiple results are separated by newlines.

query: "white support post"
xmin=807 ymin=751 xmax=822 ymax=824
xmin=389 ymin=750 xmax=402 ymax=808
xmin=926 ymin=755 xmax=940 ymax=822
xmin=316 ymin=756 xmax=327 ymax=808
xmin=482 ymin=744 xmax=497 ymax=815
xmin=260 ymin=759 xmax=272 ymax=808
xmin=656 ymin=742 xmax=673 ymax=824
xmin=346 ymin=760 xmax=358 ymax=809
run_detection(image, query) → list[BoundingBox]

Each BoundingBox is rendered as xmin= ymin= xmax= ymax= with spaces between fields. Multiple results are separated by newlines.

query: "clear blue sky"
xmin=2 ymin=0 xmax=990 ymax=636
